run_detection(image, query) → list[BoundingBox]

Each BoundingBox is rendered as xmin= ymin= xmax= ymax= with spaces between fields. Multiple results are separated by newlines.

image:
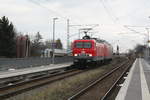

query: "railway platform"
xmin=116 ymin=58 xmax=150 ymax=100
xmin=0 ymin=62 xmax=72 ymax=79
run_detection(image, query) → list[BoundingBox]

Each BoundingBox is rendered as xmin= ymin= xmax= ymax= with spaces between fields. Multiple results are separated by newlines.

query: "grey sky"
xmin=0 ymin=0 xmax=150 ymax=52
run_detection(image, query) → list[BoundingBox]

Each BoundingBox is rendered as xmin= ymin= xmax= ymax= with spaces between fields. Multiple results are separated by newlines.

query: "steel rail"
xmin=67 ymin=61 xmax=129 ymax=100
xmin=0 ymin=65 xmax=73 ymax=88
xmin=0 ymin=68 xmax=84 ymax=99
xmin=100 ymin=61 xmax=133 ymax=100
xmin=0 ymin=64 xmax=72 ymax=80
xmin=0 ymin=66 xmax=73 ymax=89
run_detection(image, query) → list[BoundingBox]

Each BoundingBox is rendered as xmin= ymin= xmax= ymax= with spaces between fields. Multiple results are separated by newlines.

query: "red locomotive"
xmin=72 ymin=35 xmax=113 ymax=67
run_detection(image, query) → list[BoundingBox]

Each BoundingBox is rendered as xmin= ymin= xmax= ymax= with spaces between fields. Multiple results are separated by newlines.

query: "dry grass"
xmin=7 ymin=66 xmax=108 ymax=100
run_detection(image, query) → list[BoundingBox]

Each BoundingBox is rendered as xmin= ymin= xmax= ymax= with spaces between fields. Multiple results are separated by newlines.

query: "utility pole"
xmin=78 ymin=29 xmax=80 ymax=39
xmin=146 ymin=28 xmax=149 ymax=44
xmin=52 ymin=18 xmax=58 ymax=64
xmin=67 ymin=19 xmax=70 ymax=53
xmin=116 ymin=45 xmax=119 ymax=55
xmin=146 ymin=28 xmax=149 ymax=57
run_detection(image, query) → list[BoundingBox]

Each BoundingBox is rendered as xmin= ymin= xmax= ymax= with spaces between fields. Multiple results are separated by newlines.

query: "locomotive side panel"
xmin=103 ymin=43 xmax=113 ymax=60
xmin=95 ymin=43 xmax=105 ymax=60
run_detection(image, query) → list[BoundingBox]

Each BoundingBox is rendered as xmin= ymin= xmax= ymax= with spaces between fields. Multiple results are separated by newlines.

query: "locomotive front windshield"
xmin=75 ymin=42 xmax=92 ymax=48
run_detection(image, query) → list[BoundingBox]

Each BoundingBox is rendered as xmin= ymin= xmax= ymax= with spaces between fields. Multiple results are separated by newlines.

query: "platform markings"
xmin=115 ymin=59 xmax=137 ymax=100
xmin=0 ymin=63 xmax=72 ymax=79
xmin=139 ymin=59 xmax=150 ymax=100
xmin=143 ymin=60 xmax=150 ymax=71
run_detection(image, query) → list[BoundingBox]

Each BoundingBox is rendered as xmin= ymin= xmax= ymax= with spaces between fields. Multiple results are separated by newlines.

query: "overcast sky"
xmin=0 ymin=0 xmax=150 ymax=52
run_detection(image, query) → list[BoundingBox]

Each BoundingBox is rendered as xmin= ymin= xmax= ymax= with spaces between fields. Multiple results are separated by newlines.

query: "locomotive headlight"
xmin=89 ymin=54 xmax=92 ymax=56
xmin=74 ymin=54 xmax=78 ymax=56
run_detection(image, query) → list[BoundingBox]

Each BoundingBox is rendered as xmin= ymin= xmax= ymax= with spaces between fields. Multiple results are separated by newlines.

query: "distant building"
xmin=16 ymin=35 xmax=30 ymax=58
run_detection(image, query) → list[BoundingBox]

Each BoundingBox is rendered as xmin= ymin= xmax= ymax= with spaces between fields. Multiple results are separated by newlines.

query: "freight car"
xmin=72 ymin=35 xmax=113 ymax=67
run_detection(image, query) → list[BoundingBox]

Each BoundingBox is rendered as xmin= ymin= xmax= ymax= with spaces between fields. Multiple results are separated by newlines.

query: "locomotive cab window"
xmin=75 ymin=42 xmax=92 ymax=48
xmin=75 ymin=42 xmax=83 ymax=48
xmin=84 ymin=42 xmax=92 ymax=48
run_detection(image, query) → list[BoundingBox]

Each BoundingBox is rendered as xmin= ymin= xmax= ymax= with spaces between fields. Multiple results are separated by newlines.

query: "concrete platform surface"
xmin=116 ymin=58 xmax=150 ymax=100
xmin=0 ymin=62 xmax=72 ymax=79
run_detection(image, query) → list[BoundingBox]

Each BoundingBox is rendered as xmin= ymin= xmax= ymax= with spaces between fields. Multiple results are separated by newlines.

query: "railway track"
xmin=0 ymin=57 xmax=131 ymax=100
xmin=0 ymin=68 xmax=87 ymax=100
xmin=101 ymin=61 xmax=133 ymax=100
xmin=0 ymin=65 xmax=71 ymax=88
xmin=67 ymin=59 xmax=134 ymax=100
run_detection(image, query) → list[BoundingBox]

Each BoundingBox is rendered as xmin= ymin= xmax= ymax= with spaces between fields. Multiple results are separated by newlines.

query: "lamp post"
xmin=52 ymin=18 xmax=58 ymax=64
xmin=146 ymin=28 xmax=149 ymax=58
xmin=146 ymin=16 xmax=150 ymax=58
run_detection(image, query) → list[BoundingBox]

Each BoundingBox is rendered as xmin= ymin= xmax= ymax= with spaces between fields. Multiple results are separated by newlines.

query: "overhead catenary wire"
xmin=28 ymin=0 xmax=101 ymax=35
xmin=98 ymin=0 xmax=118 ymax=24
xmin=29 ymin=0 xmax=144 ymax=40
xmin=28 ymin=0 xmax=83 ymax=50
xmin=29 ymin=0 xmax=83 ymax=24
xmin=28 ymin=0 xmax=100 ymax=31
xmin=98 ymin=0 xmax=144 ymax=35
xmin=97 ymin=0 xmax=147 ymax=51
xmin=123 ymin=25 xmax=146 ymax=35
xmin=29 ymin=0 xmax=66 ymax=19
